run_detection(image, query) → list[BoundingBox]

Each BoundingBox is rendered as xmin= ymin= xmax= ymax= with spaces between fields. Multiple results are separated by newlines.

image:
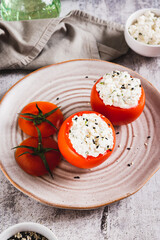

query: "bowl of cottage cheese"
xmin=125 ymin=8 xmax=160 ymax=57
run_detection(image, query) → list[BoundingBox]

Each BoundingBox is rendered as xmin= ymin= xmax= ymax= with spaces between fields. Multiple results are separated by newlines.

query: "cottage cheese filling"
xmin=128 ymin=11 xmax=160 ymax=45
xmin=69 ymin=113 xmax=114 ymax=158
xmin=96 ymin=70 xmax=142 ymax=109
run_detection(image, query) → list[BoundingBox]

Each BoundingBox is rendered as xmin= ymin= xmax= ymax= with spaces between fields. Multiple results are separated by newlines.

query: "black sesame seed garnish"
xmin=56 ymin=97 xmax=59 ymax=100
xmin=83 ymin=118 xmax=85 ymax=120
xmin=74 ymin=176 xmax=80 ymax=179
xmin=96 ymin=136 xmax=99 ymax=138
xmin=107 ymin=145 xmax=109 ymax=148
xmin=85 ymin=76 xmax=88 ymax=78
xmin=105 ymin=138 xmax=108 ymax=140
xmin=127 ymin=163 xmax=131 ymax=167
xmin=98 ymin=91 xmax=100 ymax=93
xmin=127 ymin=147 xmax=131 ymax=150
xmin=131 ymin=88 xmax=134 ymax=90
xmin=93 ymin=127 xmax=96 ymax=129
xmin=74 ymin=117 xmax=78 ymax=121
xmin=86 ymin=124 xmax=88 ymax=127
xmin=128 ymin=83 xmax=131 ymax=86
xmin=108 ymin=123 xmax=110 ymax=126
xmin=96 ymin=145 xmax=99 ymax=148
xmin=109 ymin=149 xmax=112 ymax=151
xmin=139 ymin=84 xmax=141 ymax=87
xmin=121 ymin=86 xmax=126 ymax=89
xmin=95 ymin=123 xmax=98 ymax=125
xmin=69 ymin=130 xmax=71 ymax=133
xmin=92 ymin=139 xmax=96 ymax=144
xmin=147 ymin=136 xmax=151 ymax=139
xmin=116 ymin=132 xmax=119 ymax=135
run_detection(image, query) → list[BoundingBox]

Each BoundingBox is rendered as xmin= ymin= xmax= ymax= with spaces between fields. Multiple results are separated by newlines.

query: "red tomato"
xmin=90 ymin=77 xmax=145 ymax=125
xmin=58 ymin=111 xmax=116 ymax=169
xmin=15 ymin=137 xmax=61 ymax=177
xmin=18 ymin=101 xmax=63 ymax=137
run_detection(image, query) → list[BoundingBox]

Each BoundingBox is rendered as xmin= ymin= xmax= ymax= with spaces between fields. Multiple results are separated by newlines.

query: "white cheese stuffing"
xmin=128 ymin=11 xmax=160 ymax=45
xmin=96 ymin=70 xmax=142 ymax=109
xmin=69 ymin=113 xmax=114 ymax=158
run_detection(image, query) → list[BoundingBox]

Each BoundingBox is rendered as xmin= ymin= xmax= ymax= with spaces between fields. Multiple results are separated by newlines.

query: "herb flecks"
xmin=8 ymin=231 xmax=48 ymax=240
xmin=127 ymin=162 xmax=133 ymax=167
xmin=74 ymin=176 xmax=80 ymax=179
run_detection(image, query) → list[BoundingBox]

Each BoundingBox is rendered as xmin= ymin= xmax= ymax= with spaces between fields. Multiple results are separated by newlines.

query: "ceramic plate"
xmin=0 ymin=59 xmax=160 ymax=209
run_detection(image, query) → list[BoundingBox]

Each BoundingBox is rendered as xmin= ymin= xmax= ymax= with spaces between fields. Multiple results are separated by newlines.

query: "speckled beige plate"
xmin=0 ymin=59 xmax=160 ymax=209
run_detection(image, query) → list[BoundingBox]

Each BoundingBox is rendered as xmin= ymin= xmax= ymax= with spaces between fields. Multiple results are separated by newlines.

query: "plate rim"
xmin=0 ymin=58 xmax=160 ymax=209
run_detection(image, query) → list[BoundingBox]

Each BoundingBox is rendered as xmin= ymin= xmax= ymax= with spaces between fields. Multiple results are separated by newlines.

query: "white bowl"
xmin=0 ymin=222 xmax=58 ymax=240
xmin=125 ymin=8 xmax=160 ymax=57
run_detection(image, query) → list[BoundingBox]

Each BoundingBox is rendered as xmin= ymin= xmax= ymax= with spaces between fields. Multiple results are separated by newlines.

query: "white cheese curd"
xmin=128 ymin=11 xmax=160 ymax=45
xmin=69 ymin=113 xmax=114 ymax=158
xmin=96 ymin=70 xmax=142 ymax=109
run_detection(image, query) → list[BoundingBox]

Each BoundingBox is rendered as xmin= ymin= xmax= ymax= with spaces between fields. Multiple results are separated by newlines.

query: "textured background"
xmin=0 ymin=1 xmax=160 ymax=240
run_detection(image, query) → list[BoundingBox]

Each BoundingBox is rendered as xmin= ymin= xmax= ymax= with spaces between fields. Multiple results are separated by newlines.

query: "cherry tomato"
xmin=58 ymin=111 xmax=116 ymax=169
xmin=90 ymin=77 xmax=145 ymax=125
xmin=18 ymin=101 xmax=63 ymax=137
xmin=15 ymin=137 xmax=61 ymax=177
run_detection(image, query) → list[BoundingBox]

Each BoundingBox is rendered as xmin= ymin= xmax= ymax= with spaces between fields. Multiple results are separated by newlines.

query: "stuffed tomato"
xmin=58 ymin=111 xmax=115 ymax=169
xmin=90 ymin=70 xmax=145 ymax=125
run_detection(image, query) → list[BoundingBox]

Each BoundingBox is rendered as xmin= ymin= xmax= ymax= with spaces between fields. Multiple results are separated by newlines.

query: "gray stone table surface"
xmin=0 ymin=1 xmax=160 ymax=240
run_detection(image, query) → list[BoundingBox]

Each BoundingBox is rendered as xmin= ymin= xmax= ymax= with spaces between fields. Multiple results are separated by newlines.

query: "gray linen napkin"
xmin=0 ymin=10 xmax=128 ymax=70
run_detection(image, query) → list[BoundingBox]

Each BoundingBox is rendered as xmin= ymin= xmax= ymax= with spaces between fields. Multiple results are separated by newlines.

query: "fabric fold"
xmin=0 ymin=10 xmax=129 ymax=70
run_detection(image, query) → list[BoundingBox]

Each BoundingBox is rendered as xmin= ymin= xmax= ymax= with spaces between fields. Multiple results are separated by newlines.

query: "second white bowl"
xmin=0 ymin=222 xmax=58 ymax=240
xmin=125 ymin=8 xmax=160 ymax=57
